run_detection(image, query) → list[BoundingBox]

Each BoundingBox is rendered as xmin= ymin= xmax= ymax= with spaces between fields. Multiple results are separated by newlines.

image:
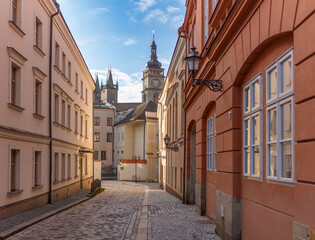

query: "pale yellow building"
xmin=115 ymin=101 xmax=159 ymax=181
xmin=0 ymin=0 xmax=95 ymax=219
xmin=158 ymin=37 xmax=185 ymax=199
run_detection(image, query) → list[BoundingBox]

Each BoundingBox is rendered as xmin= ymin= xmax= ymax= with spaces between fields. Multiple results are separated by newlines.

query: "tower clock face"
xmin=151 ymin=79 xmax=160 ymax=88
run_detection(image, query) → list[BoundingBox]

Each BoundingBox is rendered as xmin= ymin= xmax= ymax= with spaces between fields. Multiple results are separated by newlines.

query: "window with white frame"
xmin=10 ymin=149 xmax=20 ymax=192
xmin=34 ymin=151 xmax=41 ymax=187
xmin=54 ymin=152 xmax=59 ymax=182
xmin=67 ymin=154 xmax=71 ymax=179
xmin=74 ymin=154 xmax=78 ymax=177
xmin=62 ymin=153 xmax=66 ymax=180
xmin=11 ymin=0 xmax=21 ymax=27
xmin=266 ymin=49 xmax=294 ymax=180
xmin=207 ymin=115 xmax=216 ymax=171
xmin=35 ymin=17 xmax=42 ymax=49
xmin=243 ymin=75 xmax=262 ymax=177
xmin=204 ymin=0 xmax=208 ymax=43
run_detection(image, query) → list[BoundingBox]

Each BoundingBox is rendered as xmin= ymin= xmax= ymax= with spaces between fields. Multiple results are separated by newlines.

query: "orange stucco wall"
xmin=183 ymin=0 xmax=315 ymax=238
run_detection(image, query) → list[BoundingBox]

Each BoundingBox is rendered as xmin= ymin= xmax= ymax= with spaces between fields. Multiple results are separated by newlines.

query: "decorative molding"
xmin=7 ymin=103 xmax=25 ymax=112
xmin=8 ymin=21 xmax=26 ymax=37
xmin=7 ymin=47 xmax=27 ymax=65
xmin=32 ymin=67 xmax=47 ymax=81
xmin=33 ymin=45 xmax=46 ymax=57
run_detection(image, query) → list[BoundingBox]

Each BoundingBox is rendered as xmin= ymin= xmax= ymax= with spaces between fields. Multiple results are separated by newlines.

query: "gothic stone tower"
xmin=142 ymin=36 xmax=164 ymax=103
xmin=101 ymin=67 xmax=118 ymax=105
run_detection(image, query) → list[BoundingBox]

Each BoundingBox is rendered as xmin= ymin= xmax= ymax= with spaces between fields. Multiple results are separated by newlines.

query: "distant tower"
xmin=101 ymin=66 xmax=118 ymax=104
xmin=142 ymin=32 xmax=164 ymax=103
xmin=94 ymin=72 xmax=101 ymax=103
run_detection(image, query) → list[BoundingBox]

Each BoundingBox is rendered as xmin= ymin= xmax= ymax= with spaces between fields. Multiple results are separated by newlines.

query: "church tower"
xmin=101 ymin=67 xmax=118 ymax=105
xmin=142 ymin=34 xmax=164 ymax=103
xmin=94 ymin=72 xmax=101 ymax=103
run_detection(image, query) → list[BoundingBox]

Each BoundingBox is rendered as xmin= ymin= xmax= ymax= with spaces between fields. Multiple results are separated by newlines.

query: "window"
xmin=107 ymin=133 xmax=112 ymax=142
xmin=62 ymin=52 xmax=66 ymax=74
xmin=62 ymin=153 xmax=66 ymax=180
xmin=207 ymin=115 xmax=217 ymax=171
xmin=122 ymin=132 xmax=124 ymax=141
xmin=11 ymin=0 xmax=20 ymax=26
xmin=85 ymin=155 xmax=88 ymax=175
xmin=10 ymin=149 xmax=20 ymax=192
xmin=35 ymin=80 xmax=42 ymax=115
xmin=85 ymin=88 xmax=88 ymax=104
xmin=266 ymin=49 xmax=294 ymax=181
xmin=67 ymin=154 xmax=71 ymax=179
xmin=101 ymin=151 xmax=106 ymax=160
xmin=54 ymin=152 xmax=59 ymax=182
xmin=107 ymin=117 xmax=113 ymax=126
xmin=67 ymin=104 xmax=71 ymax=128
xmin=68 ymin=61 xmax=71 ymax=82
xmin=74 ymin=154 xmax=78 ymax=177
xmin=85 ymin=118 xmax=88 ymax=137
xmin=94 ymin=151 xmax=98 ymax=160
xmin=10 ymin=63 xmax=20 ymax=105
xmin=81 ymin=81 xmax=83 ymax=98
xmin=212 ymin=0 xmax=216 ymax=12
xmin=193 ymin=24 xmax=196 ymax=47
xmin=75 ymin=72 xmax=78 ymax=91
xmin=94 ymin=132 xmax=100 ymax=142
xmin=35 ymin=18 xmax=42 ymax=49
xmin=243 ymin=75 xmax=262 ymax=177
xmin=55 ymin=42 xmax=60 ymax=68
xmin=34 ymin=151 xmax=41 ymax=187
xmin=80 ymin=115 xmax=83 ymax=136
xmin=62 ymin=99 xmax=66 ymax=126
xmin=54 ymin=94 xmax=59 ymax=123
xmin=75 ymin=110 xmax=78 ymax=133
xmin=204 ymin=0 xmax=208 ymax=43
xmin=118 ymin=133 xmax=120 ymax=142
xmin=94 ymin=117 xmax=100 ymax=126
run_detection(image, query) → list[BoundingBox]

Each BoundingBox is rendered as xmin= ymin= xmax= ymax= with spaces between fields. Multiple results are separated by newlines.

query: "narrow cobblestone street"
xmin=8 ymin=181 xmax=219 ymax=240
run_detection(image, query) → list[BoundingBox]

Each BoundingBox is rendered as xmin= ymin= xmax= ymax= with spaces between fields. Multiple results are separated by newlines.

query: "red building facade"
xmin=182 ymin=0 xmax=315 ymax=239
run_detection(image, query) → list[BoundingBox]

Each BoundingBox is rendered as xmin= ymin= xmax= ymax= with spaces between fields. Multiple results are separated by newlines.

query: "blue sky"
xmin=58 ymin=0 xmax=186 ymax=102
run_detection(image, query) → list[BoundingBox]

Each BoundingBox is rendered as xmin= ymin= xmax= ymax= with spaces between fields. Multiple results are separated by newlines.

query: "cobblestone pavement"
xmin=8 ymin=181 xmax=220 ymax=240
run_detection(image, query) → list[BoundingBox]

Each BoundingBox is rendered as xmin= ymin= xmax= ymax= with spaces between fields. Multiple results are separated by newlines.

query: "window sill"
xmin=8 ymin=103 xmax=25 ymax=112
xmin=33 ymin=45 xmax=45 ymax=57
xmin=60 ymin=179 xmax=66 ymax=182
xmin=75 ymin=90 xmax=79 ymax=95
xmin=80 ymin=97 xmax=84 ymax=101
xmin=53 ymin=181 xmax=59 ymax=184
xmin=66 ymin=127 xmax=72 ymax=132
xmin=267 ymin=178 xmax=295 ymax=187
xmin=67 ymin=177 xmax=72 ymax=180
xmin=243 ymin=175 xmax=262 ymax=182
xmin=74 ymin=131 xmax=79 ymax=135
xmin=61 ymin=73 xmax=68 ymax=81
xmin=7 ymin=189 xmax=23 ymax=197
xmin=33 ymin=113 xmax=45 ymax=120
xmin=32 ymin=185 xmax=44 ymax=190
xmin=67 ymin=80 xmax=73 ymax=87
xmin=53 ymin=121 xmax=61 ymax=127
xmin=54 ymin=65 xmax=61 ymax=74
xmin=8 ymin=21 xmax=25 ymax=37
xmin=74 ymin=175 xmax=79 ymax=179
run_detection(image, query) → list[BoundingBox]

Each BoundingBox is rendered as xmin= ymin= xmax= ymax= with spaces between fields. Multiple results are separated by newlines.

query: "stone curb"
xmin=0 ymin=196 xmax=92 ymax=240
xmin=136 ymin=185 xmax=149 ymax=240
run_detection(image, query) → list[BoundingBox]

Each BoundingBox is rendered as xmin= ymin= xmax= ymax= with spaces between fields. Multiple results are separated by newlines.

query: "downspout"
xmin=183 ymin=109 xmax=186 ymax=204
xmin=48 ymin=3 xmax=60 ymax=204
xmin=143 ymin=117 xmax=146 ymax=181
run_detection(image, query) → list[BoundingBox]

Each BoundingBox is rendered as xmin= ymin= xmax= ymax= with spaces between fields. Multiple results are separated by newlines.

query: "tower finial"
xmin=152 ymin=30 xmax=155 ymax=40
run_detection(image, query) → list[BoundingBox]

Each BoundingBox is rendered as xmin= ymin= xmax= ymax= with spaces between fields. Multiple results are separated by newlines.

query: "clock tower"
xmin=142 ymin=35 xmax=164 ymax=103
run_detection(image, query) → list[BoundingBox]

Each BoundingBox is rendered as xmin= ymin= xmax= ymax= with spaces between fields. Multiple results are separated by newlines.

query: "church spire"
xmin=146 ymin=31 xmax=162 ymax=69
xmin=95 ymin=71 xmax=100 ymax=93
xmin=105 ymin=65 xmax=114 ymax=87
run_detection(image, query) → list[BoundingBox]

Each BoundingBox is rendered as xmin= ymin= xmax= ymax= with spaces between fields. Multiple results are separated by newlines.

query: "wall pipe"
xmin=48 ymin=2 xmax=60 ymax=204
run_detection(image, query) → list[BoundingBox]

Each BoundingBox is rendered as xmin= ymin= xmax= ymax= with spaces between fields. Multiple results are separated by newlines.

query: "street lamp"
xmin=163 ymin=134 xmax=179 ymax=152
xmin=185 ymin=46 xmax=223 ymax=92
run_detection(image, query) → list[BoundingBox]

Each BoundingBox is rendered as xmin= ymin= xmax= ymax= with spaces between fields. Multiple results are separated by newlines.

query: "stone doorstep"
xmin=0 ymin=196 xmax=91 ymax=240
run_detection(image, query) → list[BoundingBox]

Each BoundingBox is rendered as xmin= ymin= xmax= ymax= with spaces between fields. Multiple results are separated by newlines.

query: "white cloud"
xmin=143 ymin=9 xmax=168 ymax=23
xmin=167 ymin=6 xmax=180 ymax=13
xmin=124 ymin=38 xmax=137 ymax=46
xmin=129 ymin=16 xmax=137 ymax=23
xmin=88 ymin=7 xmax=109 ymax=15
xmin=171 ymin=14 xmax=184 ymax=28
xmin=76 ymin=37 xmax=98 ymax=46
xmin=91 ymin=68 xmax=142 ymax=102
xmin=135 ymin=0 xmax=156 ymax=12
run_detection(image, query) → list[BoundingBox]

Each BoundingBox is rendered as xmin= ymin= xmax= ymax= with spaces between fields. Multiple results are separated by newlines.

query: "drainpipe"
xmin=48 ymin=2 xmax=60 ymax=204
xmin=183 ymin=109 xmax=186 ymax=204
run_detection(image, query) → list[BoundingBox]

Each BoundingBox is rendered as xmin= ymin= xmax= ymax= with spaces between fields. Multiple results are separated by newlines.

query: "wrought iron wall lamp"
xmin=185 ymin=47 xmax=223 ymax=92
xmin=163 ymin=134 xmax=179 ymax=152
